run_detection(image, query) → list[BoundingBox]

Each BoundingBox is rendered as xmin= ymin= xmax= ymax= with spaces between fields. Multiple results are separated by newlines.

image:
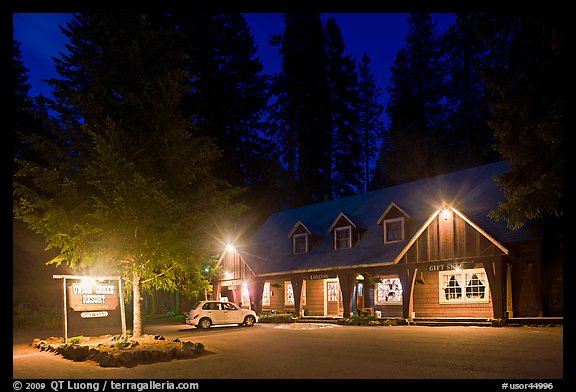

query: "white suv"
xmin=185 ymin=300 xmax=258 ymax=329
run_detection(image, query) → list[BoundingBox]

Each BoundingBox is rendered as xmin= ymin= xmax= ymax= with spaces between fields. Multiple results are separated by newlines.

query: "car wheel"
xmin=244 ymin=315 xmax=256 ymax=327
xmin=199 ymin=318 xmax=212 ymax=329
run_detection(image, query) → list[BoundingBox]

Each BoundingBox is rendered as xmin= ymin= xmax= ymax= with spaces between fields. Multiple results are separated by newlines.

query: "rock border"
xmin=31 ymin=335 xmax=207 ymax=368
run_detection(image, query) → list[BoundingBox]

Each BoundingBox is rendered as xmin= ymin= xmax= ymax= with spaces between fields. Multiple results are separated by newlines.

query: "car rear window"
xmin=203 ymin=302 xmax=220 ymax=310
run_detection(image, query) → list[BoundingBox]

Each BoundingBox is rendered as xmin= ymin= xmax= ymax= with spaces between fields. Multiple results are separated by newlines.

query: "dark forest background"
xmin=12 ymin=13 xmax=563 ymax=315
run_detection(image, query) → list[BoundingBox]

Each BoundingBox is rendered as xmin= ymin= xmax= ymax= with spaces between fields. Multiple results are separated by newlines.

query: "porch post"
xmin=290 ymin=274 xmax=305 ymax=317
xmin=483 ymin=256 xmax=504 ymax=319
xmin=398 ymin=265 xmax=417 ymax=319
xmin=338 ymin=271 xmax=356 ymax=318
xmin=213 ymin=281 xmax=221 ymax=301
xmin=248 ymin=279 xmax=265 ymax=315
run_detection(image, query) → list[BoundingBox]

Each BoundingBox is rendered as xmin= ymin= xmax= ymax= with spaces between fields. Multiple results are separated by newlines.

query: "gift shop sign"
xmin=67 ymin=282 xmax=119 ymax=311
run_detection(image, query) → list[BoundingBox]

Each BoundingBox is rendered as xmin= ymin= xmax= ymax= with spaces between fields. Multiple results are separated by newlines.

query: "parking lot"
xmin=13 ymin=321 xmax=564 ymax=383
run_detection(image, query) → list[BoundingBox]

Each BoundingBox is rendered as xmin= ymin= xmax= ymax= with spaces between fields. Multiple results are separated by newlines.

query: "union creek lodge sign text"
xmin=67 ymin=281 xmax=119 ymax=311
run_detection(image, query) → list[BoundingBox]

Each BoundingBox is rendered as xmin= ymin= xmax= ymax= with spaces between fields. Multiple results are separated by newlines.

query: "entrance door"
xmin=325 ymin=279 xmax=340 ymax=316
xmin=356 ymin=281 xmax=364 ymax=313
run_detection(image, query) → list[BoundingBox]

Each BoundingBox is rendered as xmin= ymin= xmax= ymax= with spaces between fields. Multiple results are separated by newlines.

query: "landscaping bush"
xmin=13 ymin=305 xmax=61 ymax=328
xmin=257 ymin=313 xmax=296 ymax=324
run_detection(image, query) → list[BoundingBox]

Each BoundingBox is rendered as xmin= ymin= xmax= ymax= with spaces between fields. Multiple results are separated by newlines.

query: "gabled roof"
xmin=327 ymin=211 xmax=363 ymax=232
xmin=241 ymin=161 xmax=540 ymax=276
xmin=287 ymin=220 xmax=323 ymax=238
xmin=376 ymin=202 xmax=411 ymax=224
xmin=392 ymin=207 xmax=509 ymax=264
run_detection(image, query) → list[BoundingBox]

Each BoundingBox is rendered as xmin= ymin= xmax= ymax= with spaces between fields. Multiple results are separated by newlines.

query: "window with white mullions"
xmin=293 ymin=233 xmax=308 ymax=254
xmin=444 ymin=275 xmax=462 ymax=300
xmin=334 ymin=226 xmax=352 ymax=249
xmin=439 ymin=268 xmax=490 ymax=304
xmin=383 ymin=218 xmax=404 ymax=243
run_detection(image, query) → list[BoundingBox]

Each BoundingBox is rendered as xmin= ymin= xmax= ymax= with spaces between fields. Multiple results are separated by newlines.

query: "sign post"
xmin=53 ymin=275 xmax=126 ymax=342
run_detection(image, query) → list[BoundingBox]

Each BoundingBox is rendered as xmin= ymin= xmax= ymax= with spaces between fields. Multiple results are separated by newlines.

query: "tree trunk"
xmin=132 ymin=269 xmax=142 ymax=337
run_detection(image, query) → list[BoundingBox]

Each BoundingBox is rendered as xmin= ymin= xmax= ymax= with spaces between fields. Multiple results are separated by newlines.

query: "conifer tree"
xmin=269 ymin=13 xmax=333 ymax=206
xmin=357 ymin=53 xmax=385 ymax=192
xmin=13 ymin=14 xmax=246 ymax=337
xmin=375 ymin=13 xmax=448 ymax=187
xmin=324 ymin=17 xmax=363 ymax=198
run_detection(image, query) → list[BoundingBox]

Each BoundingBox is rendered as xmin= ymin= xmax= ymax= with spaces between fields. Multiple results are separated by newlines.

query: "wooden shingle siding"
xmin=412 ymin=271 xmax=493 ymax=318
xmin=305 ymin=279 xmax=325 ymax=316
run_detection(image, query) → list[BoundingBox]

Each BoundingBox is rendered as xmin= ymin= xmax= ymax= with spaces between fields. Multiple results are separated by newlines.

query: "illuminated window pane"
xmin=327 ymin=282 xmax=339 ymax=302
xmin=444 ymin=275 xmax=462 ymax=300
xmin=262 ymin=282 xmax=271 ymax=306
xmin=384 ymin=219 xmax=404 ymax=242
xmin=285 ymin=282 xmax=294 ymax=305
xmin=466 ymin=273 xmax=486 ymax=299
xmin=376 ymin=278 xmax=403 ymax=304
xmin=293 ymin=234 xmax=308 ymax=254
xmin=335 ymin=227 xmax=351 ymax=249
xmin=439 ymin=268 xmax=489 ymax=303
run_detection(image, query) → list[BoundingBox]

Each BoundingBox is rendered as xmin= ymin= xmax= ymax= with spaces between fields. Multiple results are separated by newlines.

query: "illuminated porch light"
xmin=225 ymin=243 xmax=236 ymax=253
xmin=441 ymin=208 xmax=451 ymax=220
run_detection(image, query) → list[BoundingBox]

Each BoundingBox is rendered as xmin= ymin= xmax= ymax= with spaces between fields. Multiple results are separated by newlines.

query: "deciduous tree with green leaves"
xmin=13 ymin=13 xmax=246 ymax=337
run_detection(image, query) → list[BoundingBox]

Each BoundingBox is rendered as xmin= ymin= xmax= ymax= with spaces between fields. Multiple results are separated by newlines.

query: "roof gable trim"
xmin=287 ymin=220 xmax=312 ymax=238
xmin=393 ymin=207 xmax=509 ymax=264
xmin=328 ymin=212 xmax=357 ymax=232
xmin=377 ymin=202 xmax=411 ymax=224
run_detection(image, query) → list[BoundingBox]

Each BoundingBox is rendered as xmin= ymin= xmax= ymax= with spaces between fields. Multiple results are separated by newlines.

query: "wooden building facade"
xmin=213 ymin=162 xmax=560 ymax=320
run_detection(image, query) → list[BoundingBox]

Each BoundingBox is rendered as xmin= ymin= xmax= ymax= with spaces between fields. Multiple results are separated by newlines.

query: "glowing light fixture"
xmin=225 ymin=243 xmax=236 ymax=253
xmin=441 ymin=208 xmax=451 ymax=221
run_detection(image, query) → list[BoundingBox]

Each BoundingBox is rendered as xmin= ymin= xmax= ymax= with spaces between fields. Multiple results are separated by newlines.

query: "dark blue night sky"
xmin=12 ymin=13 xmax=455 ymax=127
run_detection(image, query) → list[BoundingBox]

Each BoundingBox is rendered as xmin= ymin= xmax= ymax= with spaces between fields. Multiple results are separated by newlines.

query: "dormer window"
xmin=289 ymin=220 xmax=319 ymax=255
xmin=384 ymin=217 xmax=404 ymax=243
xmin=334 ymin=226 xmax=352 ymax=249
xmin=378 ymin=202 xmax=410 ymax=244
xmin=293 ymin=233 xmax=308 ymax=254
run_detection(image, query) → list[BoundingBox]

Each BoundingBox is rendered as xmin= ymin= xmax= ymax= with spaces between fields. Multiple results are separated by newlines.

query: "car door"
xmin=222 ymin=302 xmax=242 ymax=324
xmin=203 ymin=301 xmax=225 ymax=325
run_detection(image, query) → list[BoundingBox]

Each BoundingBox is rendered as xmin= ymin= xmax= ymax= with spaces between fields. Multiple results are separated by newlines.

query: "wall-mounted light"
xmin=225 ymin=243 xmax=236 ymax=253
xmin=441 ymin=208 xmax=451 ymax=221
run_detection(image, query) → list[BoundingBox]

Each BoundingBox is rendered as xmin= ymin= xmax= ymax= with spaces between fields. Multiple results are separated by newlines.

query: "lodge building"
xmin=212 ymin=161 xmax=562 ymax=320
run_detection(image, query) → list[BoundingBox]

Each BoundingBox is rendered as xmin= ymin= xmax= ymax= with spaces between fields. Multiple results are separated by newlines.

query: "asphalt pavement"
xmin=11 ymin=319 xmax=565 ymax=385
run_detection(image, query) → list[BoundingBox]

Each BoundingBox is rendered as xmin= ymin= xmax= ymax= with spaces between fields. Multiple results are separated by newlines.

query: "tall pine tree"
xmin=374 ymin=13 xmax=448 ymax=187
xmin=269 ymin=13 xmax=333 ymax=207
xmin=357 ymin=53 xmax=385 ymax=192
xmin=13 ymin=13 xmax=246 ymax=337
xmin=158 ymin=12 xmax=281 ymax=235
xmin=441 ymin=14 xmax=498 ymax=169
xmin=324 ymin=17 xmax=363 ymax=198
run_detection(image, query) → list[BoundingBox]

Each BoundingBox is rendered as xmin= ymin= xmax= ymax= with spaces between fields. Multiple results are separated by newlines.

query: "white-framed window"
xmin=262 ymin=282 xmax=271 ymax=306
xmin=439 ymin=268 xmax=490 ymax=304
xmin=334 ymin=226 xmax=352 ymax=249
xmin=383 ymin=217 xmax=404 ymax=243
xmin=327 ymin=281 xmax=339 ymax=302
xmin=375 ymin=277 xmax=403 ymax=304
xmin=293 ymin=233 xmax=308 ymax=254
xmin=285 ymin=281 xmax=294 ymax=305
xmin=284 ymin=281 xmax=306 ymax=306
xmin=241 ymin=284 xmax=250 ymax=307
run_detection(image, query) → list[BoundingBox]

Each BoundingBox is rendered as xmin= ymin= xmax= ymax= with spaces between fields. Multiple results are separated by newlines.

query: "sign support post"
xmin=53 ymin=275 xmax=125 ymax=342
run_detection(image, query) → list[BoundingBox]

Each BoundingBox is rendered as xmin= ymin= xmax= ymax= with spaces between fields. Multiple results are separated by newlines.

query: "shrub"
xmin=338 ymin=314 xmax=378 ymax=326
xmin=13 ymin=306 xmax=61 ymax=328
xmin=258 ymin=313 xmax=296 ymax=323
